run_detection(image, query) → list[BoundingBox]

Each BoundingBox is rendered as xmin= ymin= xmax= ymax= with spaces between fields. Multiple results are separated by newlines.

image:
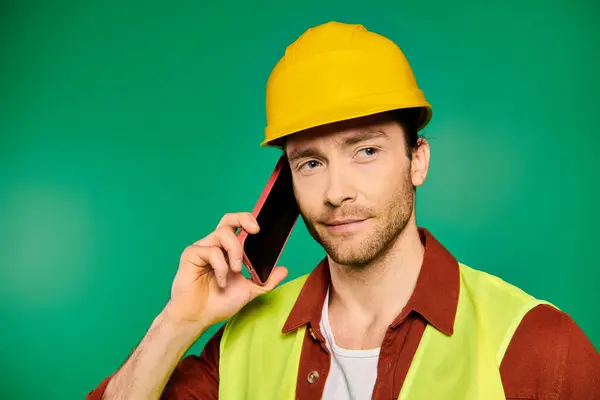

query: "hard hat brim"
xmin=261 ymin=97 xmax=432 ymax=148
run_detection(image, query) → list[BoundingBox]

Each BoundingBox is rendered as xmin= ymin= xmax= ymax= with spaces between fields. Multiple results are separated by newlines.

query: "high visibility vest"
xmin=218 ymin=263 xmax=553 ymax=399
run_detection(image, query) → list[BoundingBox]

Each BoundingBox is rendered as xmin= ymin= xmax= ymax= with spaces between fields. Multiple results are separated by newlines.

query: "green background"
xmin=1 ymin=1 xmax=598 ymax=398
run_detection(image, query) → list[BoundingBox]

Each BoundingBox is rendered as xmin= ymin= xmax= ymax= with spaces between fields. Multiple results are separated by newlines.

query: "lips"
xmin=321 ymin=218 xmax=370 ymax=233
xmin=324 ymin=218 xmax=367 ymax=226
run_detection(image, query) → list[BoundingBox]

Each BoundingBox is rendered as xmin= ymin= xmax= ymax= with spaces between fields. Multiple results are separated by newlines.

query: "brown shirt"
xmin=87 ymin=228 xmax=600 ymax=399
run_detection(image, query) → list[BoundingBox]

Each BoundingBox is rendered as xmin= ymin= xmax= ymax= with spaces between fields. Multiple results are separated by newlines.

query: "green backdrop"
xmin=1 ymin=1 xmax=598 ymax=399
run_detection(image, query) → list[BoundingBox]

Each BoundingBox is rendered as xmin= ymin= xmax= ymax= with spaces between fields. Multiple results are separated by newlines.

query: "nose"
xmin=324 ymin=162 xmax=356 ymax=207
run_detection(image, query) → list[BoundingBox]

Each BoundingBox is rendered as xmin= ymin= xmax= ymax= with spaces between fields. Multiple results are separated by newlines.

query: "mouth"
xmin=322 ymin=218 xmax=370 ymax=233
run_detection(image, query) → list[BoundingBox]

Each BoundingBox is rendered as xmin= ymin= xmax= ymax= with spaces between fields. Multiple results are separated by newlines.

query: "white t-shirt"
xmin=320 ymin=289 xmax=381 ymax=400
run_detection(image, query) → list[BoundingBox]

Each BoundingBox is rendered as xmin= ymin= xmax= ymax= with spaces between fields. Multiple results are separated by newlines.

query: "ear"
xmin=410 ymin=138 xmax=430 ymax=187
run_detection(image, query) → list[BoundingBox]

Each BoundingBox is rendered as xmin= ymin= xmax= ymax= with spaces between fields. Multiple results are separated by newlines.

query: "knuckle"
xmin=217 ymin=227 xmax=237 ymax=245
xmin=215 ymin=226 xmax=230 ymax=237
xmin=220 ymin=212 xmax=236 ymax=223
xmin=181 ymin=244 xmax=196 ymax=258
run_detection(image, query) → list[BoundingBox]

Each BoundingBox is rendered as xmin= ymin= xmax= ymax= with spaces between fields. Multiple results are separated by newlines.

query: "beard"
xmin=301 ymin=169 xmax=415 ymax=268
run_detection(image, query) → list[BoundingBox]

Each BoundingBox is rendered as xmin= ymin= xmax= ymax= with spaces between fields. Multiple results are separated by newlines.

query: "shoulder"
xmin=459 ymin=264 xmax=600 ymax=398
xmin=505 ymin=304 xmax=575 ymax=364
xmin=501 ymin=304 xmax=600 ymax=399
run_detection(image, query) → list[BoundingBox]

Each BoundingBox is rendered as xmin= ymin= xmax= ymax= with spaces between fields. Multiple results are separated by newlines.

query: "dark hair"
xmin=387 ymin=107 xmax=425 ymax=160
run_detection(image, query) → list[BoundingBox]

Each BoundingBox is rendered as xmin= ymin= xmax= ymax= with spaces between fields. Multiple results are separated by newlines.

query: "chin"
xmin=306 ymin=216 xmax=402 ymax=267
xmin=321 ymin=235 xmax=382 ymax=268
xmin=329 ymin=251 xmax=378 ymax=269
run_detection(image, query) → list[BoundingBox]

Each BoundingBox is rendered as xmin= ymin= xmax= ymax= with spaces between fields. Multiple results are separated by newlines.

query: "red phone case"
xmin=236 ymin=155 xmax=297 ymax=286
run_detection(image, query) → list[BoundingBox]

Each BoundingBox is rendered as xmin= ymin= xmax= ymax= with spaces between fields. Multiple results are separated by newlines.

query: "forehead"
xmin=284 ymin=113 xmax=402 ymax=151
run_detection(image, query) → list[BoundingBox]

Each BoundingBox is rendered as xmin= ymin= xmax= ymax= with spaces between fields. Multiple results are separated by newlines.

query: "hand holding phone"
xmin=237 ymin=155 xmax=300 ymax=286
xmin=166 ymin=211 xmax=289 ymax=331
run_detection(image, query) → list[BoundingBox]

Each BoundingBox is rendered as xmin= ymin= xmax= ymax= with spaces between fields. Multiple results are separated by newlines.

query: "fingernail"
xmin=235 ymin=259 xmax=243 ymax=272
xmin=220 ymin=278 xmax=227 ymax=287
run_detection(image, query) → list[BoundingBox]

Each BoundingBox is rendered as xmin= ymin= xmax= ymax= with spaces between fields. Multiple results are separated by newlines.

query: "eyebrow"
xmin=287 ymin=147 xmax=322 ymax=163
xmin=286 ymin=128 xmax=389 ymax=163
xmin=341 ymin=128 xmax=388 ymax=146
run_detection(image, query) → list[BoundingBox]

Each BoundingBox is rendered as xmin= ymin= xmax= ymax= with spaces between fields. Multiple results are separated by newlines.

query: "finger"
xmin=216 ymin=212 xmax=260 ymax=234
xmin=211 ymin=227 xmax=244 ymax=273
xmin=205 ymin=246 xmax=231 ymax=288
xmin=184 ymin=245 xmax=230 ymax=288
xmin=256 ymin=266 xmax=288 ymax=293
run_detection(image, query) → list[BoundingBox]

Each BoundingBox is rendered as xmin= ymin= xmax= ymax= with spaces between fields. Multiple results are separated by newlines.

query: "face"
xmin=285 ymin=113 xmax=430 ymax=268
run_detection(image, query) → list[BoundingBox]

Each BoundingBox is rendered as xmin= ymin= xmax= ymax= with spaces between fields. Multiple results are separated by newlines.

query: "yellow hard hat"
xmin=261 ymin=21 xmax=432 ymax=147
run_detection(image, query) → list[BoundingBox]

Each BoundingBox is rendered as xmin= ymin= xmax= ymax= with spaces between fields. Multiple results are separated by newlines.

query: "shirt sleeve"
xmin=500 ymin=304 xmax=600 ymax=399
xmin=85 ymin=326 xmax=224 ymax=400
xmin=161 ymin=326 xmax=223 ymax=399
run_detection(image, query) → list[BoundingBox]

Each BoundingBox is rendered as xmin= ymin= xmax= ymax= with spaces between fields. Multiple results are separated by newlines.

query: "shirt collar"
xmin=281 ymin=227 xmax=460 ymax=337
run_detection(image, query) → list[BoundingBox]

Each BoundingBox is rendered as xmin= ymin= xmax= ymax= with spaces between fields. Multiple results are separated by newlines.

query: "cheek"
xmin=357 ymin=179 xmax=388 ymax=206
xmin=359 ymin=164 xmax=411 ymax=203
xmin=354 ymin=161 xmax=400 ymax=193
xmin=293 ymin=179 xmax=321 ymax=216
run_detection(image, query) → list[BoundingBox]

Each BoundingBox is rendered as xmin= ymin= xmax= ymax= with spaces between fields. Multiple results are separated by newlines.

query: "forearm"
xmin=102 ymin=308 xmax=208 ymax=400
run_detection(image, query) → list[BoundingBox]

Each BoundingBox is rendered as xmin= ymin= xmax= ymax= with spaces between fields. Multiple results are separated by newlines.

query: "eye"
xmin=356 ymin=147 xmax=378 ymax=159
xmin=299 ymin=160 xmax=322 ymax=172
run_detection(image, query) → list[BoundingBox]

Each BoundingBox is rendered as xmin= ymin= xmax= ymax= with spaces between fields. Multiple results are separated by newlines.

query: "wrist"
xmin=158 ymin=303 xmax=209 ymax=341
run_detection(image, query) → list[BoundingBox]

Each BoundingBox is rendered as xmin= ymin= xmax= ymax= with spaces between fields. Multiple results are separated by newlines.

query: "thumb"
xmin=252 ymin=266 xmax=288 ymax=296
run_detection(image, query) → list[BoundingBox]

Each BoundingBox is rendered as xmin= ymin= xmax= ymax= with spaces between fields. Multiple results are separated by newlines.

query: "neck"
xmin=327 ymin=220 xmax=425 ymax=328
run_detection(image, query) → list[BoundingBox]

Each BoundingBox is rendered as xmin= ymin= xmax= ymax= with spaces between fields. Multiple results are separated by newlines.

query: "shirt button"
xmin=307 ymin=370 xmax=320 ymax=384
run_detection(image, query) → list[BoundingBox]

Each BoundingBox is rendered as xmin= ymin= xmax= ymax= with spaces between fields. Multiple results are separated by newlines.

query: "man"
xmin=87 ymin=21 xmax=599 ymax=399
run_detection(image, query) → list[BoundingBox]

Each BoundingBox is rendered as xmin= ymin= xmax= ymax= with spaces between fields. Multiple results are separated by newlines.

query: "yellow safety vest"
xmin=218 ymin=263 xmax=553 ymax=399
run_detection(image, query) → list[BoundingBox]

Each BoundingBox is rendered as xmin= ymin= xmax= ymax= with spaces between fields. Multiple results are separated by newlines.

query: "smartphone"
xmin=237 ymin=155 xmax=300 ymax=286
